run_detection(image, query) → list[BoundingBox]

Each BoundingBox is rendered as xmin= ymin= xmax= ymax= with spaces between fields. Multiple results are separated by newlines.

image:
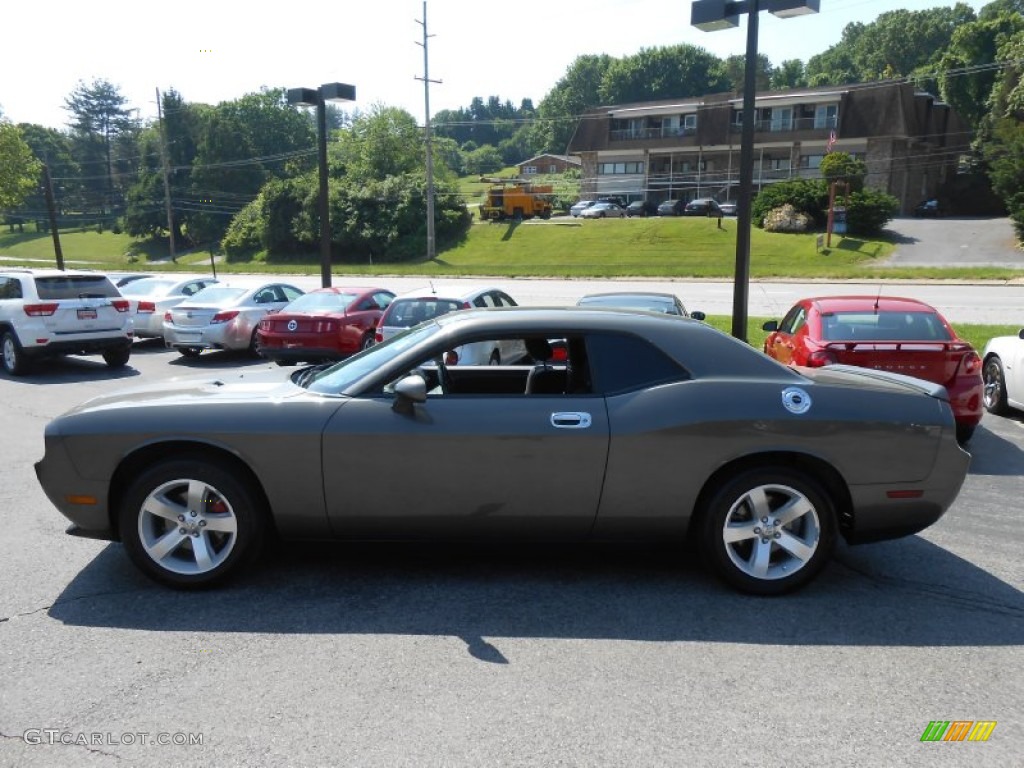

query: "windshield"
xmin=283 ymin=292 xmax=357 ymax=312
xmin=304 ymin=321 xmax=443 ymax=394
xmin=579 ymin=295 xmax=678 ymax=314
xmin=186 ymin=286 xmax=246 ymax=305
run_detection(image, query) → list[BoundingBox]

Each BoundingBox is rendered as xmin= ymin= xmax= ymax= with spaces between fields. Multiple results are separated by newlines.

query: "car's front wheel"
xmin=119 ymin=458 xmax=267 ymax=588
xmin=700 ymin=467 xmax=836 ymax=595
xmin=1 ymin=330 xmax=29 ymax=376
xmin=983 ymin=355 xmax=1010 ymax=415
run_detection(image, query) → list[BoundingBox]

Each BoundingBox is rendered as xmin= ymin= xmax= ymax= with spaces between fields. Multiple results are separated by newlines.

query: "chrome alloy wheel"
xmin=137 ymin=478 xmax=239 ymax=576
xmin=721 ymin=483 xmax=821 ymax=581
xmin=982 ymin=358 xmax=1004 ymax=410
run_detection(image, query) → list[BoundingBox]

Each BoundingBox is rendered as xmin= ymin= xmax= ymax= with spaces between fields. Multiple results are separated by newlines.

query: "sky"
xmin=0 ymin=0 xmax=995 ymax=131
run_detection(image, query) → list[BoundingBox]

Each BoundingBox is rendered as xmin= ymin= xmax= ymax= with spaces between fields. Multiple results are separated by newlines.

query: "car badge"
xmin=781 ymin=387 xmax=812 ymax=414
xmin=186 ymin=311 xmax=193 ymax=319
xmin=287 ymin=320 xmax=298 ymax=332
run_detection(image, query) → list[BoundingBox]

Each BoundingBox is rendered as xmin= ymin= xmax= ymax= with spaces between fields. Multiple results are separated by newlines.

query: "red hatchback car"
xmin=762 ymin=296 xmax=983 ymax=443
xmin=256 ymin=286 xmax=394 ymax=365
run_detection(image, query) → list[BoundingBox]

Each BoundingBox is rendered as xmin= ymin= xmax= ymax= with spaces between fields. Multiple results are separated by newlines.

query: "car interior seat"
xmin=524 ymin=338 xmax=566 ymax=395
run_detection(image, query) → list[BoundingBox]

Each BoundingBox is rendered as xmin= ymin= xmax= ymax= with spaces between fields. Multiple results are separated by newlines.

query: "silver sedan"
xmin=120 ymin=275 xmax=219 ymax=339
xmin=163 ymin=282 xmax=304 ymax=357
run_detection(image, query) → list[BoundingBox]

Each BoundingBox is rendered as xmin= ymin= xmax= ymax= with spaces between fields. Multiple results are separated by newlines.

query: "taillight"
xmin=316 ymin=320 xmax=335 ymax=333
xmin=137 ymin=301 xmax=156 ymax=314
xmin=211 ymin=310 xmax=239 ymax=324
xmin=959 ymin=349 xmax=981 ymax=376
xmin=111 ymin=299 xmax=129 ymax=313
xmin=461 ymin=302 xmax=471 ymax=309
xmin=806 ymin=349 xmax=838 ymax=367
xmin=23 ymin=303 xmax=58 ymax=317
xmin=375 ymin=330 xmax=383 ymax=343
xmin=445 ymin=350 xmax=459 ymax=365
xmin=163 ymin=310 xmax=172 ymax=323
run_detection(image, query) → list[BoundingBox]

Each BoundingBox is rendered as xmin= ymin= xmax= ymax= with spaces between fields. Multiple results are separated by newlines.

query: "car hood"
xmin=58 ymin=367 xmax=309 ymax=417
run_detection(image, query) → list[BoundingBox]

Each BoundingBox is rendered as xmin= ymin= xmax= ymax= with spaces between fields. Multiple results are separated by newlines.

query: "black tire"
xmin=249 ymin=329 xmax=262 ymax=357
xmin=1 ymin=330 xmax=29 ymax=376
xmin=102 ymin=346 xmax=131 ymax=369
xmin=119 ymin=458 xmax=267 ymax=589
xmin=983 ymin=355 xmax=1010 ymax=415
xmin=360 ymin=333 xmax=375 ymax=351
xmin=179 ymin=347 xmax=202 ymax=359
xmin=700 ymin=467 xmax=837 ymax=596
xmin=955 ymin=424 xmax=976 ymax=445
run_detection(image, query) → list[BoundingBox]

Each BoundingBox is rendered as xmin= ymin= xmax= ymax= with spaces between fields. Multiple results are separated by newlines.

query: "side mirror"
xmin=392 ymin=374 xmax=427 ymax=414
xmin=690 ymin=310 xmax=706 ymax=322
xmin=762 ymin=320 xmax=779 ymax=332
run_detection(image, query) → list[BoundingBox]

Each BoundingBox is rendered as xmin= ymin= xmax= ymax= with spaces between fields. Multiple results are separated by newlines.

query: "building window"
xmin=815 ymin=104 xmax=838 ymax=129
xmin=549 ymin=164 xmax=558 ymax=173
xmin=598 ymin=162 xmax=644 ymax=175
xmin=770 ymin=107 xmax=793 ymax=131
xmin=800 ymin=154 xmax=825 ymax=169
xmin=523 ymin=166 xmax=537 ymax=175
xmin=682 ymin=114 xmax=697 ymax=135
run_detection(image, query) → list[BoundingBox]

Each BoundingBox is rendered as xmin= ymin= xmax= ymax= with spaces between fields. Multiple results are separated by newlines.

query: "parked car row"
xmin=569 ymin=198 xmax=727 ymax=218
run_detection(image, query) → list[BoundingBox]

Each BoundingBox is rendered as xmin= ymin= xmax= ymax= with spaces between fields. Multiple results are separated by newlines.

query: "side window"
xmin=375 ymin=292 xmax=393 ymax=309
xmin=0 ymin=278 xmax=12 ymax=300
xmin=473 ymin=294 xmax=496 ymax=308
xmin=493 ymin=292 xmax=517 ymax=308
xmin=282 ymin=286 xmax=303 ymax=302
xmin=585 ymin=333 xmax=688 ymax=394
xmin=779 ymin=306 xmax=807 ymax=335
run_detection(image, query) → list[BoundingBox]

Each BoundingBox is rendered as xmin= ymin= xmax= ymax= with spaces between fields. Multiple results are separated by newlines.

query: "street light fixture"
xmin=287 ymin=82 xmax=356 ymax=288
xmin=691 ymin=0 xmax=819 ymax=341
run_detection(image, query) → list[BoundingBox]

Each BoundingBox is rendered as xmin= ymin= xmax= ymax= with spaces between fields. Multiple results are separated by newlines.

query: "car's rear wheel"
xmin=249 ymin=329 xmax=262 ymax=357
xmin=701 ymin=467 xmax=836 ymax=595
xmin=983 ymin=355 xmax=1010 ymax=415
xmin=179 ymin=347 xmax=202 ymax=359
xmin=119 ymin=458 xmax=266 ymax=589
xmin=102 ymin=347 xmax=131 ymax=369
xmin=360 ymin=333 xmax=374 ymax=351
xmin=1 ymin=330 xmax=29 ymax=376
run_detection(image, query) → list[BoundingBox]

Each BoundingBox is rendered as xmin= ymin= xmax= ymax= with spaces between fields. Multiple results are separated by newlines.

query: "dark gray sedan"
xmin=35 ymin=308 xmax=970 ymax=595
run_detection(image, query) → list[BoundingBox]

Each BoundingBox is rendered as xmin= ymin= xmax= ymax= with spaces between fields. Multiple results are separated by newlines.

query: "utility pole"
xmin=41 ymin=164 xmax=65 ymax=270
xmin=415 ymin=1 xmax=442 ymax=261
xmin=155 ymin=88 xmax=176 ymax=262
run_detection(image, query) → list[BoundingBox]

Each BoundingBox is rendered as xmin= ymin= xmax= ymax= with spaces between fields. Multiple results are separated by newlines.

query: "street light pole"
xmin=287 ymin=83 xmax=356 ymax=288
xmin=692 ymin=0 xmax=819 ymax=341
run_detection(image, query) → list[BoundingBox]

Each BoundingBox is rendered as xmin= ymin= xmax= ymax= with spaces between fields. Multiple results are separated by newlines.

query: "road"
xmin=0 ymin=344 xmax=1021 ymax=767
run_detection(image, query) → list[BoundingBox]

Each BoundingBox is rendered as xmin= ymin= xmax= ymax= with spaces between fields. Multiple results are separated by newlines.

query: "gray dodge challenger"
xmin=35 ymin=307 xmax=971 ymax=595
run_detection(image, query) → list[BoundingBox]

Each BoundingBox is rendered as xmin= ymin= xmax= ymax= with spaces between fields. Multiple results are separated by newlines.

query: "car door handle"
xmin=551 ymin=412 xmax=592 ymax=429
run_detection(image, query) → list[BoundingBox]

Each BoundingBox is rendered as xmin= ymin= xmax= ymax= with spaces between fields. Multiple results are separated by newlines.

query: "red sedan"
xmin=256 ymin=286 xmax=395 ymax=365
xmin=762 ymin=296 xmax=983 ymax=443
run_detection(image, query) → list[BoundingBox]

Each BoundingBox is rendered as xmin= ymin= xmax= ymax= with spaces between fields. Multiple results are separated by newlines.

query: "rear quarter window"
xmin=34 ymin=276 xmax=119 ymax=299
xmin=586 ymin=332 xmax=689 ymax=394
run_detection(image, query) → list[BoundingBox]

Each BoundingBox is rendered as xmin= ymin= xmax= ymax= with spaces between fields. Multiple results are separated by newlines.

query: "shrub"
xmin=752 ymin=180 xmax=827 ymax=228
xmin=844 ymin=188 xmax=900 ymax=237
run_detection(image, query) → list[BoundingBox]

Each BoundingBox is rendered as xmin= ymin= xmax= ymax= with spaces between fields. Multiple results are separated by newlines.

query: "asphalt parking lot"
xmin=0 ymin=343 xmax=1021 ymax=767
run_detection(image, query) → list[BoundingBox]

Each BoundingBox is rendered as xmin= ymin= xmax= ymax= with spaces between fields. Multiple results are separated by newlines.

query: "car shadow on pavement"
xmin=4 ymin=357 xmax=142 ymax=385
xmin=965 ymin=423 xmax=1024 ymax=477
xmin=166 ymin=350 xmax=273 ymax=369
xmin=48 ymin=536 xmax=1023 ymax=657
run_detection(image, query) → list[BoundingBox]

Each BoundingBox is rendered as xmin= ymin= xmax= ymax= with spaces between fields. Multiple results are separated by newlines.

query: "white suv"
xmin=0 ymin=269 xmax=133 ymax=375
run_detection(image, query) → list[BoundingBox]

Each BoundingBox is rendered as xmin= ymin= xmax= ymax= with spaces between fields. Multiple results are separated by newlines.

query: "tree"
xmin=806 ymin=6 xmax=976 ymax=85
xmin=771 ymin=60 xmax=807 ymax=90
xmin=63 ymin=79 xmax=138 ymax=212
xmin=9 ymin=123 xmax=79 ymax=230
xmin=536 ymin=54 xmax=615 ymax=153
xmin=939 ymin=11 xmax=1024 ymax=128
xmin=819 ymin=151 xmax=868 ymax=192
xmin=718 ymin=54 xmax=773 ymax=93
xmin=599 ymin=45 xmax=729 ymax=105
xmin=0 ymin=121 xmax=41 ymax=210
xmin=980 ymin=31 xmax=1024 ymax=236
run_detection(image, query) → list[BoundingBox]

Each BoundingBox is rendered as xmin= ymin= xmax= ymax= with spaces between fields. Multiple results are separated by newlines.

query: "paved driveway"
xmin=881 ymin=216 xmax=1022 ymax=268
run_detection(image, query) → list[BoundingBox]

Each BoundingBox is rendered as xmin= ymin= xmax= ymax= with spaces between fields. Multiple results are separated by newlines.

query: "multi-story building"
xmin=567 ymin=81 xmax=970 ymax=215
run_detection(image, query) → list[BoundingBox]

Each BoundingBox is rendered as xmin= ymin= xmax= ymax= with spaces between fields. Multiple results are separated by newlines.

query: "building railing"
xmin=728 ymin=115 xmax=838 ymax=134
xmin=609 ymin=126 xmax=698 ymax=141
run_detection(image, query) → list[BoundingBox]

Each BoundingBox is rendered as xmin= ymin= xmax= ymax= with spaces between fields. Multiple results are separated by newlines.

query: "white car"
xmin=164 ymin=282 xmax=304 ymax=358
xmin=981 ymin=328 xmax=1024 ymax=415
xmin=569 ymin=200 xmax=596 ymax=217
xmin=580 ymin=201 xmax=627 ymax=219
xmin=375 ymin=285 xmax=526 ymax=365
xmin=120 ymin=275 xmax=220 ymax=340
xmin=0 ymin=268 xmax=133 ymax=375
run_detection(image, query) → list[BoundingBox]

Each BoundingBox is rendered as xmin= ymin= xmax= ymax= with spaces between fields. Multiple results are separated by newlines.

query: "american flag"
xmin=826 ymin=129 xmax=837 ymax=153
